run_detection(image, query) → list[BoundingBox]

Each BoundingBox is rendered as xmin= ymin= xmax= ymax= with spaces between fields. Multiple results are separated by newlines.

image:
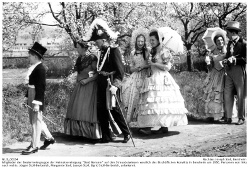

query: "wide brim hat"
xmin=130 ymin=27 xmax=149 ymax=50
xmin=225 ymin=21 xmax=241 ymax=32
xmin=28 ymin=42 xmax=47 ymax=59
xmin=82 ymin=18 xmax=119 ymax=42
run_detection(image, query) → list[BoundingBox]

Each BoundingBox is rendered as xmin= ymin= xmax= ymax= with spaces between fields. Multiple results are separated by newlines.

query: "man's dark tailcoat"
xmin=224 ymin=37 xmax=247 ymax=119
xmin=26 ymin=63 xmax=46 ymax=111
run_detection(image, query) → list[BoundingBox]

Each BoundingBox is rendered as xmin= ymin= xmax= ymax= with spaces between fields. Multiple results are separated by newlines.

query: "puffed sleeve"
xmin=161 ymin=48 xmax=173 ymax=65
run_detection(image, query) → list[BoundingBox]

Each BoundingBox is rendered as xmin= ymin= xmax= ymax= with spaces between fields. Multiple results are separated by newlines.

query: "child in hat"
xmin=22 ymin=42 xmax=55 ymax=155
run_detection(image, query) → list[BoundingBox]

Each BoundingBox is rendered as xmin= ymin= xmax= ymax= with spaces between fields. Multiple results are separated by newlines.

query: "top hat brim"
xmin=28 ymin=48 xmax=44 ymax=59
xmin=226 ymin=26 xmax=241 ymax=32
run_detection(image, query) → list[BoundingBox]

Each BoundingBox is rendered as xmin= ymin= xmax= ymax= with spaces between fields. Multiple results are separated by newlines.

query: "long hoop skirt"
xmin=64 ymin=81 xmax=101 ymax=139
xmin=122 ymin=69 xmax=149 ymax=124
xmin=202 ymin=68 xmax=225 ymax=120
xmin=132 ymin=69 xmax=188 ymax=128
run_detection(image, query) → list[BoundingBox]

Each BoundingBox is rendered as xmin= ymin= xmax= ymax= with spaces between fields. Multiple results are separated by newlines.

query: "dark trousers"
xmin=224 ymin=65 xmax=246 ymax=119
xmin=97 ymin=76 xmax=129 ymax=140
xmin=97 ymin=105 xmax=130 ymax=140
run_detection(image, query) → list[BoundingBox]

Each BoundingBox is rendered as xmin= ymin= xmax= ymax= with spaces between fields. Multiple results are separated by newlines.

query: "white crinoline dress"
xmin=133 ymin=48 xmax=188 ymax=128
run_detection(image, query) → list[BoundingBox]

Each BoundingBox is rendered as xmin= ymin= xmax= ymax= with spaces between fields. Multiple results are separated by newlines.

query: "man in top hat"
xmin=83 ymin=18 xmax=130 ymax=143
xmin=21 ymin=42 xmax=55 ymax=155
xmin=221 ymin=21 xmax=247 ymax=125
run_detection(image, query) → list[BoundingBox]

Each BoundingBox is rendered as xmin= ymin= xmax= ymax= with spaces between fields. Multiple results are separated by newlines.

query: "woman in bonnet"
xmin=203 ymin=29 xmax=228 ymax=122
xmin=136 ymin=28 xmax=188 ymax=135
xmin=121 ymin=27 xmax=151 ymax=126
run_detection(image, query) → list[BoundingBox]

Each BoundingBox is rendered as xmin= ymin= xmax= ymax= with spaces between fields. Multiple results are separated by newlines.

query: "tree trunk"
xmin=186 ymin=46 xmax=193 ymax=71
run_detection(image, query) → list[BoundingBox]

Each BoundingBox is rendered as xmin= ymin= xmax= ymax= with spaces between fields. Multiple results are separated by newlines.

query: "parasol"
xmin=157 ymin=27 xmax=184 ymax=54
xmin=202 ymin=27 xmax=227 ymax=51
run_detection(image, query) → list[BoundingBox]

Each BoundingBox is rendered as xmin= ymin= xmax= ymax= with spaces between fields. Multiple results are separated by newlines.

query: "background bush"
xmin=2 ymin=71 xmax=208 ymax=147
xmin=171 ymin=71 xmax=207 ymax=119
xmin=3 ymin=56 xmax=74 ymax=78
xmin=170 ymin=55 xmax=208 ymax=73
xmin=2 ymin=77 xmax=76 ymax=147
xmin=44 ymin=56 xmax=74 ymax=78
xmin=3 ymin=57 xmax=29 ymax=69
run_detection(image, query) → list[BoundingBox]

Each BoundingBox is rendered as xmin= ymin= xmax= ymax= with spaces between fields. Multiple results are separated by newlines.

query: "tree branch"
xmin=191 ymin=30 xmax=206 ymax=44
xmin=26 ymin=21 xmax=63 ymax=28
xmin=48 ymin=2 xmax=63 ymax=25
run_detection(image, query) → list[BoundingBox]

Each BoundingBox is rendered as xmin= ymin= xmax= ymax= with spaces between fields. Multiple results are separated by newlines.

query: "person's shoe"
xmin=25 ymin=145 xmax=32 ymax=151
xmin=122 ymin=135 xmax=130 ymax=143
xmin=235 ymin=119 xmax=245 ymax=125
xmin=99 ymin=136 xmax=114 ymax=143
xmin=223 ymin=118 xmax=232 ymax=124
xmin=152 ymin=127 xmax=169 ymax=134
xmin=138 ymin=128 xmax=151 ymax=135
xmin=22 ymin=147 xmax=38 ymax=155
xmin=40 ymin=138 xmax=56 ymax=150
xmin=218 ymin=117 xmax=227 ymax=122
xmin=206 ymin=117 xmax=214 ymax=122
xmin=160 ymin=127 xmax=169 ymax=133
xmin=219 ymin=117 xmax=232 ymax=124
xmin=227 ymin=118 xmax=232 ymax=124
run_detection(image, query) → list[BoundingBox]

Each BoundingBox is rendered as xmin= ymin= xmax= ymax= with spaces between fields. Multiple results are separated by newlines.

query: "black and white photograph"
xmin=1 ymin=1 xmax=248 ymax=169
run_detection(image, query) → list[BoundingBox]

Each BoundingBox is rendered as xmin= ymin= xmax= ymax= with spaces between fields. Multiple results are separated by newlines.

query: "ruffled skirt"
xmin=202 ymin=68 xmax=225 ymax=120
xmin=130 ymin=70 xmax=188 ymax=127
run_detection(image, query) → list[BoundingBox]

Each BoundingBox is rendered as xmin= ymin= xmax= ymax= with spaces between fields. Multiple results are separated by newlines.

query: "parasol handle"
xmin=163 ymin=36 xmax=173 ymax=46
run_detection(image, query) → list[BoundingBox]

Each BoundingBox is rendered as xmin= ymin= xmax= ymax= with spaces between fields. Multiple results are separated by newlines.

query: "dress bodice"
xmin=130 ymin=51 xmax=148 ymax=68
xmin=76 ymin=55 xmax=97 ymax=81
xmin=151 ymin=47 xmax=172 ymax=73
xmin=211 ymin=49 xmax=226 ymax=71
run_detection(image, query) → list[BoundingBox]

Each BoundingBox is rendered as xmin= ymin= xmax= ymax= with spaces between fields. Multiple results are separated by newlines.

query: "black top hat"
xmin=28 ymin=42 xmax=47 ymax=59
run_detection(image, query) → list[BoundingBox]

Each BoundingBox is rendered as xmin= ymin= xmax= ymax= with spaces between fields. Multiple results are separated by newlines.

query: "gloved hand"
xmin=109 ymin=85 xmax=118 ymax=95
xmin=205 ymin=56 xmax=211 ymax=65
xmin=228 ymin=56 xmax=236 ymax=64
xmin=33 ymin=104 xmax=40 ymax=112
